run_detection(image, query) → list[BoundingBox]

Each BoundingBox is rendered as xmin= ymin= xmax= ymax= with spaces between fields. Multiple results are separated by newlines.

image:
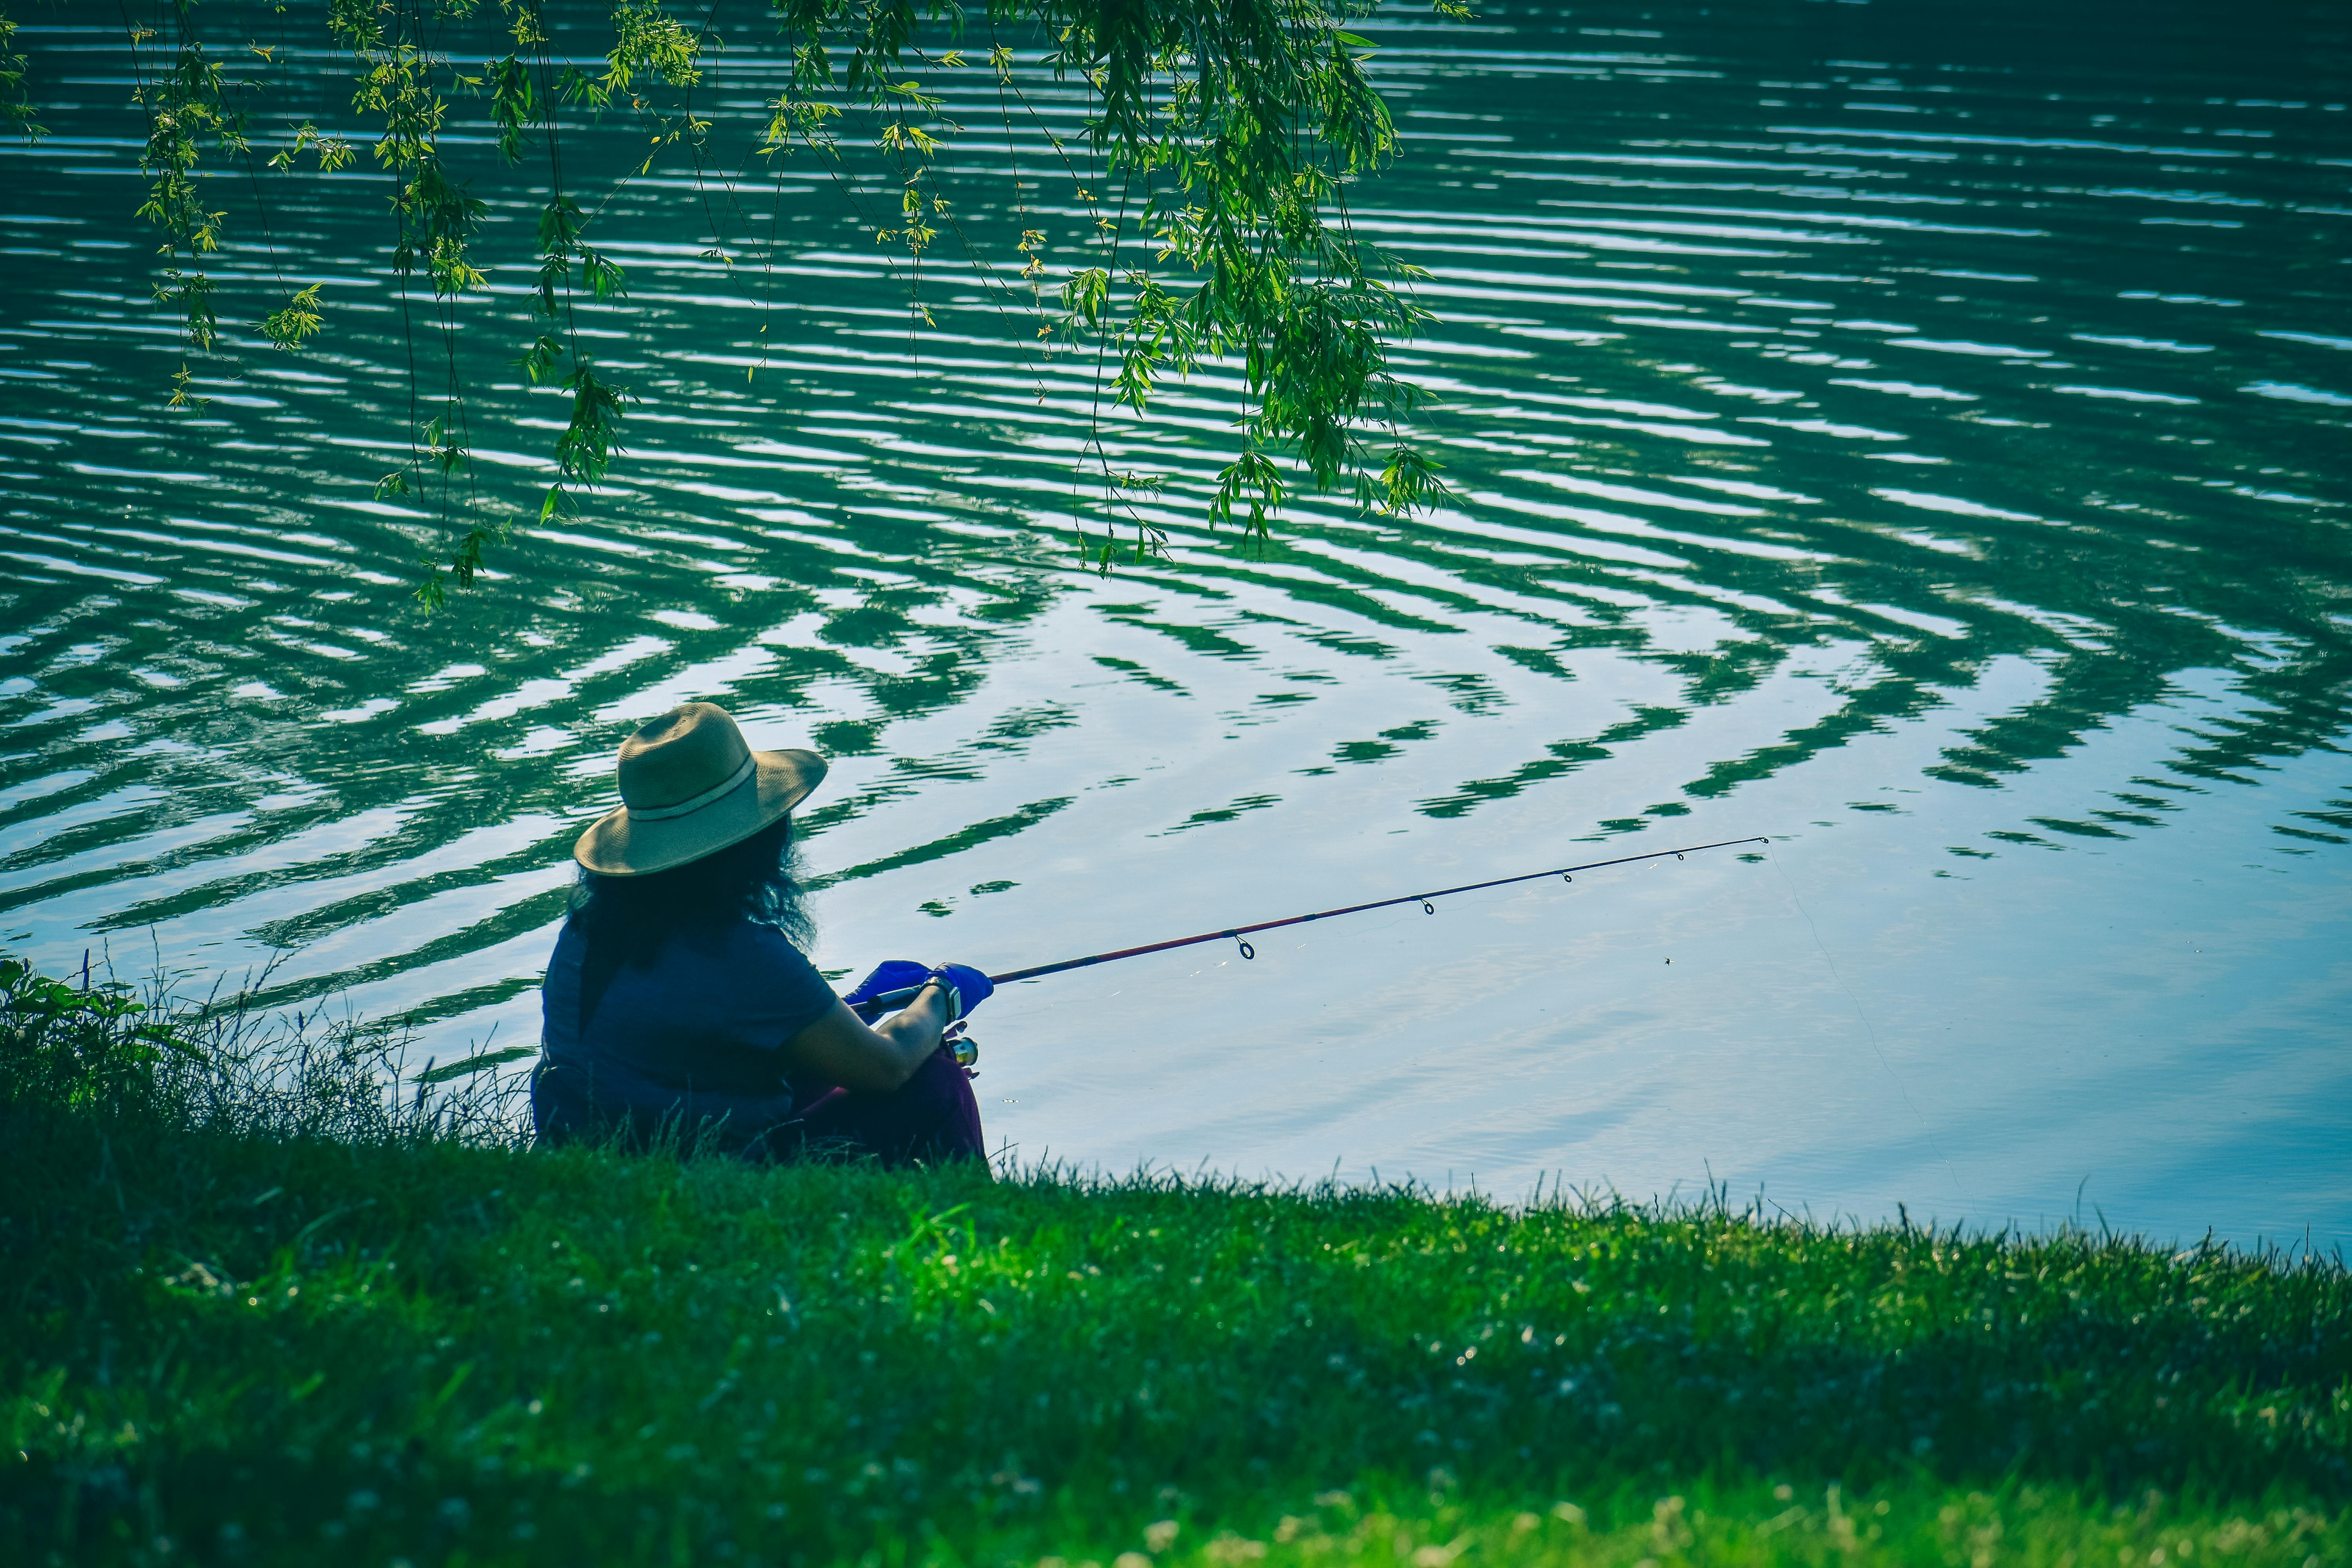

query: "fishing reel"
xmin=944 ymin=1019 xmax=979 ymax=1072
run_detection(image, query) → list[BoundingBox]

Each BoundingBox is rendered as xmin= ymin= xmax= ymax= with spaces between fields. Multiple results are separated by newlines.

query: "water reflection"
xmin=0 ymin=0 xmax=2346 ymax=1242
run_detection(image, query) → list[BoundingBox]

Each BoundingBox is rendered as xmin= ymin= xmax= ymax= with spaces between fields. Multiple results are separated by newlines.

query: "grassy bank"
xmin=3 ymin=958 xmax=2347 ymax=1565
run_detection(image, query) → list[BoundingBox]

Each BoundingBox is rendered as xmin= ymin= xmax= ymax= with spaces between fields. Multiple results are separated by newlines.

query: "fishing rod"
xmin=850 ymin=835 xmax=1769 ymax=1029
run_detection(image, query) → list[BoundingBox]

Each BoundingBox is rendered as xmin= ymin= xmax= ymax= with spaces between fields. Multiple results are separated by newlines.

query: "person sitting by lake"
xmin=531 ymin=701 xmax=990 ymax=1166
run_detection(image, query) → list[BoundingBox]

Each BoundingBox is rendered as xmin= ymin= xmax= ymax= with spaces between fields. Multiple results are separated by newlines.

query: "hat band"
xmin=625 ymin=754 xmax=756 ymax=822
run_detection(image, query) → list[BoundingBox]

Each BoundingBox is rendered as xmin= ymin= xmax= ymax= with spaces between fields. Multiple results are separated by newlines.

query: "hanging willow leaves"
xmin=69 ymin=0 xmax=1457 ymax=605
xmin=1037 ymin=0 xmax=1452 ymax=554
xmin=123 ymin=4 xmax=247 ymax=405
xmin=1 ymin=4 xmax=46 ymax=143
xmin=258 ymin=283 xmax=326 ymax=350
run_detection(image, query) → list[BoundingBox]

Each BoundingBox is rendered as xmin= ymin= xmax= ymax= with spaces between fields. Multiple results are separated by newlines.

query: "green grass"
xmin=3 ymin=957 xmax=2347 ymax=1565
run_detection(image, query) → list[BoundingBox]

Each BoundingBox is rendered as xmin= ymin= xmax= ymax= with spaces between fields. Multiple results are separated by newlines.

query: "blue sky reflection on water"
xmin=0 ymin=0 xmax=2346 ymax=1247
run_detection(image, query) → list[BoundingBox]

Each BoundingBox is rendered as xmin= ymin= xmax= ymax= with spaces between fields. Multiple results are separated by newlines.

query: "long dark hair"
xmin=569 ymin=813 xmax=816 ymax=1028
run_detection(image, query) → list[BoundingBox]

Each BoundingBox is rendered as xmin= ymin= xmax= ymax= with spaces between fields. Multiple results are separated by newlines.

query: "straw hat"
xmin=573 ymin=702 xmax=826 ymax=876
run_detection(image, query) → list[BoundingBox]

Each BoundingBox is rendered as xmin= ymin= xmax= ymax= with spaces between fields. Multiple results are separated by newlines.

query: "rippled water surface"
xmin=4 ymin=1 xmax=2349 ymax=1244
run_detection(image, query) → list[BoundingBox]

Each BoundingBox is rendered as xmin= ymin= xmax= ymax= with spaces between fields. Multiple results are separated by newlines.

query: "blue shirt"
xmin=539 ymin=915 xmax=838 ymax=1132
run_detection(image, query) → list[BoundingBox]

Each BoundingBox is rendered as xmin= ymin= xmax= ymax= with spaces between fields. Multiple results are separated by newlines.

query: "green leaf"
xmin=259 ymin=283 xmax=326 ymax=352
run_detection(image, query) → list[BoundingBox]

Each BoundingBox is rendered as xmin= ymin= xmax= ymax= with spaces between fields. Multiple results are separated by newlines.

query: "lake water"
xmin=3 ymin=1 xmax=2347 ymax=1247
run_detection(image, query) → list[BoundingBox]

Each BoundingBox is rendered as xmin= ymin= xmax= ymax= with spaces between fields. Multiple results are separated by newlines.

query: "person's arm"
xmin=779 ymin=984 xmax=951 ymax=1094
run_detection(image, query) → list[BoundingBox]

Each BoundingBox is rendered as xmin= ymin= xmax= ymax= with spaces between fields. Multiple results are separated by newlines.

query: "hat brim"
xmin=573 ymin=748 xmax=826 ymax=877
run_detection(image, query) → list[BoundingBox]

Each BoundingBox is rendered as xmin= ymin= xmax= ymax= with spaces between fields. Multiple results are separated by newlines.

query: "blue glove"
xmin=843 ymin=960 xmax=931 ymax=1011
xmin=927 ymin=963 xmax=994 ymax=1023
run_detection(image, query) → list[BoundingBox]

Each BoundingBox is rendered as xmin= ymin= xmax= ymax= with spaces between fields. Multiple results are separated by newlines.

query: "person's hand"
xmin=926 ymin=963 xmax=994 ymax=1023
xmin=843 ymin=960 xmax=932 ymax=1011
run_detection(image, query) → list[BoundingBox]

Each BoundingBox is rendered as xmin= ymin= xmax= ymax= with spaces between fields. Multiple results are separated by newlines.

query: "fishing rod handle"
xmin=845 ymin=982 xmax=929 ymax=1022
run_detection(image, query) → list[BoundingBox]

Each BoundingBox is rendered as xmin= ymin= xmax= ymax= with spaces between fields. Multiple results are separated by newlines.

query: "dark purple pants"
xmin=788 ymin=1048 xmax=988 ymax=1168
xmin=531 ymin=1048 xmax=985 ymax=1169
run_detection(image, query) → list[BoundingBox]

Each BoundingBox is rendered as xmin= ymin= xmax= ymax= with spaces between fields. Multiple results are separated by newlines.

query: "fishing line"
xmin=1763 ymin=838 xmax=1965 ymax=1200
xmin=851 ymin=834 xmax=1768 ymax=1015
